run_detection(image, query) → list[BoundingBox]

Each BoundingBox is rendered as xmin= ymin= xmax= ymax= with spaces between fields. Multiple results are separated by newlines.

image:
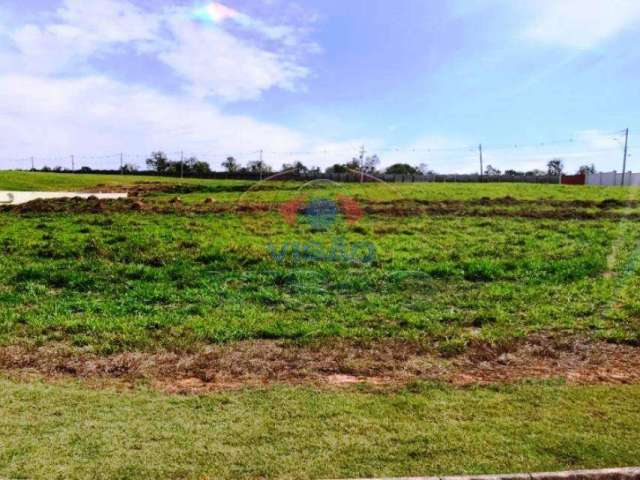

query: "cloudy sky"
xmin=0 ymin=0 xmax=638 ymax=173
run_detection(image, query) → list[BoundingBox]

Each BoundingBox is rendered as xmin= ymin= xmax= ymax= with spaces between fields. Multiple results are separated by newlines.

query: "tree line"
xmin=482 ymin=159 xmax=597 ymax=177
xmin=32 ymin=152 xmax=598 ymax=177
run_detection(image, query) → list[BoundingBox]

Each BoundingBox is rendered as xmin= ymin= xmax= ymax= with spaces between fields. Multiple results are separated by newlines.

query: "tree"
xmin=385 ymin=163 xmax=419 ymax=175
xmin=504 ymin=169 xmax=524 ymax=176
xmin=191 ymin=160 xmax=211 ymax=175
xmin=80 ymin=166 xmax=92 ymax=173
xmin=326 ymin=163 xmax=349 ymax=174
xmin=325 ymin=159 xmax=368 ymax=174
xmin=484 ymin=165 xmax=501 ymax=176
xmin=294 ymin=161 xmax=308 ymax=174
xmin=547 ymin=158 xmax=564 ymax=175
xmin=222 ymin=156 xmax=239 ymax=173
xmin=418 ymin=163 xmax=432 ymax=175
xmin=525 ymin=169 xmax=545 ymax=176
xmin=166 ymin=156 xmax=195 ymax=176
xmin=578 ymin=164 xmax=596 ymax=175
xmin=121 ymin=163 xmax=138 ymax=173
xmin=282 ymin=161 xmax=308 ymax=174
xmin=363 ymin=154 xmax=380 ymax=174
xmin=345 ymin=159 xmax=361 ymax=171
xmin=146 ymin=152 xmax=170 ymax=173
xmin=247 ymin=160 xmax=272 ymax=176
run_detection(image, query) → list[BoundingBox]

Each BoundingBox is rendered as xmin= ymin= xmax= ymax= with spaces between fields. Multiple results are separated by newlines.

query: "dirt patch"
xmin=80 ymin=181 xmax=249 ymax=196
xmin=1 ymin=335 xmax=640 ymax=393
xmin=82 ymin=181 xmax=300 ymax=196
xmin=3 ymin=196 xmax=640 ymax=221
xmin=0 ymin=196 xmax=270 ymax=215
xmin=81 ymin=181 xmax=177 ymax=195
xmin=362 ymin=197 xmax=640 ymax=220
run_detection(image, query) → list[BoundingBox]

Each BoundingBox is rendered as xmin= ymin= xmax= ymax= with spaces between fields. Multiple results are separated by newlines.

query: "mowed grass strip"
xmin=0 ymin=378 xmax=638 ymax=480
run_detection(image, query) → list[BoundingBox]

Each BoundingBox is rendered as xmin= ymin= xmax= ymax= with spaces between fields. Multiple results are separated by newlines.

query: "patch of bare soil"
xmin=3 ymin=195 xmax=640 ymax=221
xmin=1 ymin=335 xmax=640 ymax=394
xmin=362 ymin=198 xmax=640 ymax=220
xmin=0 ymin=196 xmax=272 ymax=215
xmin=81 ymin=181 xmax=176 ymax=195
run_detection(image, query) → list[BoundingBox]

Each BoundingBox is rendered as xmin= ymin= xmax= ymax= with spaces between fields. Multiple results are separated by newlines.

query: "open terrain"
xmin=1 ymin=171 xmax=640 ymax=479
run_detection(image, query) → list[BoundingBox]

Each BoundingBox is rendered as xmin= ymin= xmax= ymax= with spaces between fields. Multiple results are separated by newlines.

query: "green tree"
xmin=222 ymin=157 xmax=239 ymax=173
xmin=146 ymin=152 xmax=170 ymax=173
xmin=282 ymin=161 xmax=309 ymax=174
xmin=578 ymin=164 xmax=596 ymax=175
xmin=385 ymin=163 xmax=419 ymax=175
xmin=547 ymin=158 xmax=564 ymax=175
xmin=363 ymin=154 xmax=380 ymax=174
xmin=191 ymin=160 xmax=211 ymax=175
xmin=325 ymin=163 xmax=349 ymax=174
xmin=247 ymin=160 xmax=272 ymax=176
xmin=484 ymin=165 xmax=501 ymax=176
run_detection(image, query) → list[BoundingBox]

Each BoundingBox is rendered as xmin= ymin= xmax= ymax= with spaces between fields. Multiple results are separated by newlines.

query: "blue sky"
xmin=0 ymin=0 xmax=638 ymax=172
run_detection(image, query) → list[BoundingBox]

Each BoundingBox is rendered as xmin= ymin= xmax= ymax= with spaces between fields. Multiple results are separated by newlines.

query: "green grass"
xmin=1 ymin=378 xmax=639 ymax=479
xmin=1 ymin=173 xmax=640 ymax=351
xmin=1 ymin=171 xmax=639 ymax=202
xmin=0 ymin=212 xmax=638 ymax=351
xmin=0 ymin=171 xmax=253 ymax=192
xmin=1 ymin=172 xmax=640 ymax=478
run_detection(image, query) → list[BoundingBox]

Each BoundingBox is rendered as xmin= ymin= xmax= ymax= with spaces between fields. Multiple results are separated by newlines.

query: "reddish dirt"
xmin=81 ymin=181 xmax=176 ymax=195
xmin=1 ymin=335 xmax=640 ymax=394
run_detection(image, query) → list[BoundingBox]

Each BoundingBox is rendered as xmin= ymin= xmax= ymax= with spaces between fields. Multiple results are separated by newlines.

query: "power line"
xmin=0 ymin=129 xmax=633 ymax=168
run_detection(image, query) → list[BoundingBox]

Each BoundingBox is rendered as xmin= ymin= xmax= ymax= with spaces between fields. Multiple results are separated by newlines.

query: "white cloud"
xmin=0 ymin=73 xmax=309 ymax=169
xmin=0 ymin=75 xmax=385 ymax=172
xmin=522 ymin=0 xmax=640 ymax=48
xmin=3 ymin=0 xmax=160 ymax=75
xmin=0 ymin=0 xmax=330 ymax=171
xmin=0 ymin=0 xmax=311 ymax=101
xmin=55 ymin=0 xmax=160 ymax=44
xmin=159 ymin=16 xmax=308 ymax=101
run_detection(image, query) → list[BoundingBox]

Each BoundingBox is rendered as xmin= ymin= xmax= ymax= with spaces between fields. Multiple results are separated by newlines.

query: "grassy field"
xmin=1 ymin=378 xmax=640 ymax=480
xmin=1 ymin=211 xmax=639 ymax=352
xmin=0 ymin=173 xmax=639 ymax=351
xmin=2 ymin=170 xmax=640 ymax=201
xmin=1 ymin=172 xmax=640 ymax=479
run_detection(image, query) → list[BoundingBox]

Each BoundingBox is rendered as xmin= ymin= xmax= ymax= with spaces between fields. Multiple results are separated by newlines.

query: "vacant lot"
xmin=1 ymin=172 xmax=639 ymax=479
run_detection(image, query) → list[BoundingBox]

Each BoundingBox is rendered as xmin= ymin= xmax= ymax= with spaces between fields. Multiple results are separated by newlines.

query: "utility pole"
xmin=479 ymin=144 xmax=483 ymax=182
xmin=259 ymin=149 xmax=264 ymax=180
xmin=180 ymin=151 xmax=184 ymax=178
xmin=71 ymin=155 xmax=75 ymax=171
xmin=120 ymin=153 xmax=124 ymax=174
xmin=359 ymin=145 xmax=366 ymax=183
xmin=621 ymin=128 xmax=629 ymax=187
